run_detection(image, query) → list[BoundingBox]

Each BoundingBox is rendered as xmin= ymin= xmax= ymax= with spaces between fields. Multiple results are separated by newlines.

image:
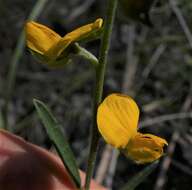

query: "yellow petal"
xmin=125 ymin=132 xmax=168 ymax=164
xmin=64 ymin=18 xmax=103 ymax=42
xmin=25 ymin=21 xmax=61 ymax=55
xmin=45 ymin=18 xmax=103 ymax=60
xmin=97 ymin=94 xmax=139 ymax=148
xmin=44 ymin=37 xmax=72 ymax=59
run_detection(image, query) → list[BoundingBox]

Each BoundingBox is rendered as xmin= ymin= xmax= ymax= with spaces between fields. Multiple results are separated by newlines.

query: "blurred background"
xmin=0 ymin=0 xmax=192 ymax=189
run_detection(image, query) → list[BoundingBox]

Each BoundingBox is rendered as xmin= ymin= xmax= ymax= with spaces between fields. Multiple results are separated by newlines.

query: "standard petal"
xmin=97 ymin=94 xmax=139 ymax=148
xmin=125 ymin=132 xmax=168 ymax=164
xmin=45 ymin=18 xmax=103 ymax=60
xmin=25 ymin=21 xmax=61 ymax=54
xmin=64 ymin=18 xmax=103 ymax=43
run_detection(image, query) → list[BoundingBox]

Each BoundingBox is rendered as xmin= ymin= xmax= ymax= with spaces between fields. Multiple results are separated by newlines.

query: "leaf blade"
xmin=33 ymin=99 xmax=81 ymax=188
xmin=120 ymin=161 xmax=159 ymax=190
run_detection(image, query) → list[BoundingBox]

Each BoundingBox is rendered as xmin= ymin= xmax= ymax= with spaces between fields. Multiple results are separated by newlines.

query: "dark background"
xmin=0 ymin=0 xmax=192 ymax=189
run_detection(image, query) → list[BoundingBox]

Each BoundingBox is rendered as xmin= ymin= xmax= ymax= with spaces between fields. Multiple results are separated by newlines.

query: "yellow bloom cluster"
xmin=25 ymin=18 xmax=103 ymax=66
xmin=97 ymin=94 xmax=168 ymax=164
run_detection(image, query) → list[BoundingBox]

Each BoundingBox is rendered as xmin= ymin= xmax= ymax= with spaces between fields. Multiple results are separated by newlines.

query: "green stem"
xmin=3 ymin=0 xmax=48 ymax=130
xmin=3 ymin=32 xmax=25 ymax=130
xmin=84 ymin=0 xmax=118 ymax=189
xmin=74 ymin=43 xmax=99 ymax=66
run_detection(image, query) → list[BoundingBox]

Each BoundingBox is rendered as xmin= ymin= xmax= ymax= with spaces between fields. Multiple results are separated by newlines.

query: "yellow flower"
xmin=25 ymin=18 xmax=103 ymax=66
xmin=97 ymin=94 xmax=168 ymax=164
xmin=125 ymin=133 xmax=168 ymax=164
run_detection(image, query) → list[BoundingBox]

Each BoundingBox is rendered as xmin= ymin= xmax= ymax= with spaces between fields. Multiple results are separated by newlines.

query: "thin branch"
xmin=154 ymin=86 xmax=192 ymax=190
xmin=139 ymin=111 xmax=192 ymax=128
xmin=95 ymin=145 xmax=113 ymax=183
xmin=95 ymin=25 xmax=137 ymax=189
xmin=122 ymin=25 xmax=137 ymax=95
xmin=84 ymin=0 xmax=118 ymax=189
xmin=169 ymin=0 xmax=192 ymax=48
xmin=105 ymin=148 xmax=119 ymax=189
xmin=142 ymin=44 xmax=166 ymax=79
xmin=106 ymin=25 xmax=137 ymax=189
xmin=154 ymin=131 xmax=179 ymax=190
xmin=136 ymin=44 xmax=166 ymax=94
xmin=67 ymin=0 xmax=95 ymax=22
xmin=172 ymin=159 xmax=192 ymax=176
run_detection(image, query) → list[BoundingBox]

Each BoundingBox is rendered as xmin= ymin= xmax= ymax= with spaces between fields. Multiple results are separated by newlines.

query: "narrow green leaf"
xmin=33 ymin=99 xmax=81 ymax=188
xmin=120 ymin=161 xmax=159 ymax=190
